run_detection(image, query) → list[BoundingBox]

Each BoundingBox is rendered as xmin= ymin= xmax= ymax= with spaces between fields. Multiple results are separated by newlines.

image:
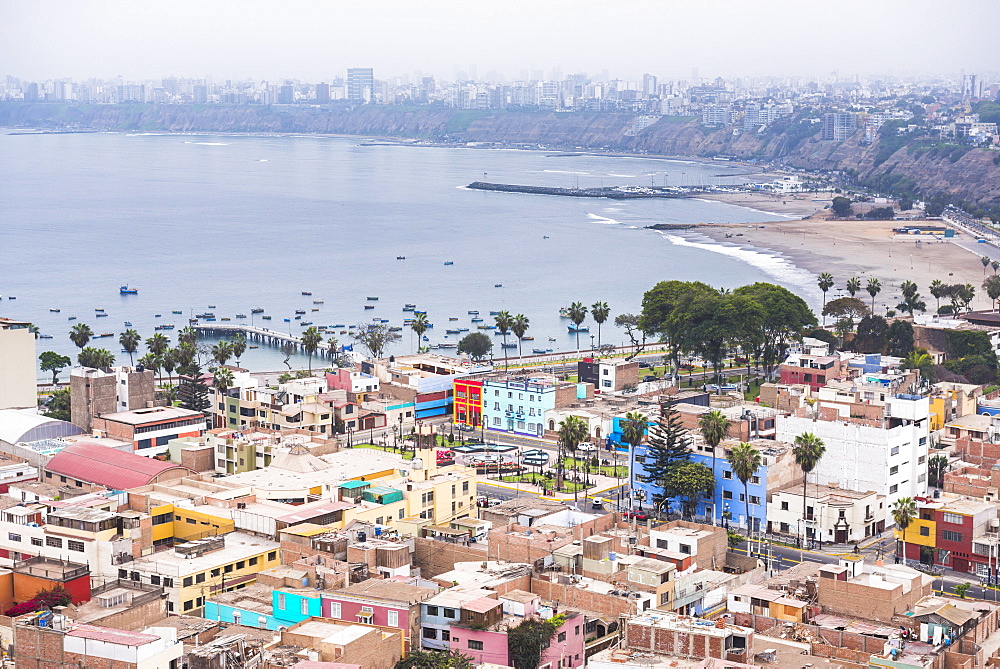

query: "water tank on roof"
xmin=374 ymin=526 xmax=382 ymax=536
xmin=358 ymin=531 xmax=367 ymax=543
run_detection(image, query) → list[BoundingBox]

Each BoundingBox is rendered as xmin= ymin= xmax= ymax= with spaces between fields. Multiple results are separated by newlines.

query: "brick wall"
xmin=412 ymin=537 xmax=487 ymax=578
xmin=13 ymin=623 xmax=71 ymax=669
xmin=179 ymin=444 xmax=215 ymax=472
xmin=817 ymin=573 xmax=932 ymax=622
xmin=624 ymin=619 xmax=736 ymax=660
xmin=530 ymin=577 xmax=635 ymax=618
xmin=956 ymin=438 xmax=1000 ymax=468
xmin=943 ymin=465 xmax=1000 ymax=496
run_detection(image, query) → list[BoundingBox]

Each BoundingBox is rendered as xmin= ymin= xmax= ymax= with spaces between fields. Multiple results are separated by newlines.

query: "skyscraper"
xmin=315 ymin=82 xmax=331 ymax=103
xmin=347 ymin=68 xmax=374 ymax=102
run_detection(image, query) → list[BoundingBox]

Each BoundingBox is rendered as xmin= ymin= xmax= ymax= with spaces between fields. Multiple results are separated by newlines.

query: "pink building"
xmin=326 ymin=369 xmax=380 ymax=395
xmin=321 ymin=579 xmax=436 ymax=650
xmin=449 ymin=593 xmax=585 ymax=669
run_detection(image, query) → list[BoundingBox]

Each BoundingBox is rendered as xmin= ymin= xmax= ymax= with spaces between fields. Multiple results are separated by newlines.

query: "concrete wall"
xmin=411 ymin=537 xmax=487 ymax=578
xmin=817 ymin=573 xmax=932 ymax=622
xmin=0 ymin=325 xmax=37 ymax=410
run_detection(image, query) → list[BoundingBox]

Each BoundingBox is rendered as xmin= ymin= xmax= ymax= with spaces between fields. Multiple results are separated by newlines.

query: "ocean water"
xmin=0 ymin=132 xmax=820 ymax=377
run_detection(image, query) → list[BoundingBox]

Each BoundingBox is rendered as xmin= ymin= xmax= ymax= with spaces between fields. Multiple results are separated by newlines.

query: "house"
xmin=623 ymin=611 xmax=753 ymax=663
xmin=43 ymin=441 xmax=191 ymax=491
xmin=90 ymin=406 xmax=207 ymax=455
xmin=268 ymin=617 xmax=404 ymax=668
xmin=895 ymin=494 xmax=999 ymax=577
xmin=577 ymin=358 xmax=639 ymax=392
xmin=480 ymin=373 xmax=592 ymax=438
xmin=321 ymin=578 xmax=438 ymax=648
xmin=779 ymin=353 xmax=844 ymax=390
xmin=767 ymin=482 xmax=886 ymax=544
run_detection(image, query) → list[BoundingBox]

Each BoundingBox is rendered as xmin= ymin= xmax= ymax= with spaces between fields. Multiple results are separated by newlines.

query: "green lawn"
xmin=562 ymin=456 xmax=627 ymax=478
xmin=497 ymin=473 xmax=587 ymax=493
xmin=353 ymin=443 xmax=414 ymax=460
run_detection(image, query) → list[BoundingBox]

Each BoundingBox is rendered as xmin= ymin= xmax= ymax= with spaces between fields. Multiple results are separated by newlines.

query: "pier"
xmin=192 ymin=323 xmax=334 ymax=355
xmin=467 ymin=181 xmax=699 ymax=199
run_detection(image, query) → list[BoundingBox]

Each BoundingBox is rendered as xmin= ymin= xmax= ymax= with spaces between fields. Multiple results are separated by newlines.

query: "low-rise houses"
xmin=767 ymin=482 xmax=886 ymax=543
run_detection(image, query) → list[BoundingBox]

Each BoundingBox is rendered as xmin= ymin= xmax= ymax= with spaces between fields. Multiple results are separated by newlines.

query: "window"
xmin=119 ymin=569 xmax=128 ymax=579
xmin=558 ymin=632 xmax=567 ymax=642
xmin=183 ymin=577 xmax=193 ymax=587
xmin=427 ymin=605 xmax=439 ymax=617
xmin=249 ymin=557 xmax=258 ymax=566
xmin=780 ymin=501 xmax=788 ymax=511
xmin=186 ymin=518 xmax=196 ymax=524
xmin=225 ymin=564 xmax=234 ymax=573
xmin=722 ymin=490 xmax=733 ymax=500
xmin=278 ymin=594 xmax=286 ymax=609
xmin=8 ymin=533 xmax=20 ymax=542
xmin=31 ymin=537 xmax=42 ymax=546
xmin=163 ymin=578 xmax=173 ymax=588
xmin=388 ymin=610 xmax=399 ymax=627
xmin=236 ymin=560 xmax=246 ymax=569
xmin=723 ymin=470 xmax=732 ymax=479
xmin=68 ymin=540 xmax=84 ymax=552
xmin=890 ymin=466 xmax=899 ymax=475
xmin=749 ymin=496 xmax=761 ymax=505
xmin=152 ymin=512 xmax=173 ymax=525
xmin=942 ymin=513 xmax=963 ymax=524
xmin=151 ymin=575 xmax=161 ymax=585
xmin=195 ymin=573 xmax=205 ymax=583
xmin=889 ymin=484 xmax=898 ymax=494
xmin=442 ymin=630 xmax=450 ymax=641
xmin=183 ymin=600 xmax=194 ymax=611
xmin=942 ymin=530 xmax=963 ymax=542
xmin=444 ymin=608 xmax=457 ymax=619
xmin=329 ymin=601 xmax=342 ymax=618
xmin=468 ymin=640 xmax=484 ymax=651
xmin=302 ymin=599 xmax=310 ymax=615
xmin=750 ymin=476 xmax=760 ymax=485
xmin=679 ymin=543 xmax=691 ymax=555
xmin=423 ymin=628 xmax=438 ymax=639
xmin=268 ymin=551 xmax=277 ymax=561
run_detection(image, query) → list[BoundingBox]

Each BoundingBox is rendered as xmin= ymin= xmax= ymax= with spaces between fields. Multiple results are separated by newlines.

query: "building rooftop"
xmin=219 ymin=449 xmax=406 ymax=492
xmin=130 ymin=532 xmax=277 ymax=575
xmin=334 ymin=578 xmax=437 ymax=604
xmin=775 ymin=482 xmax=877 ymax=501
xmin=66 ymin=623 xmax=165 ymax=646
xmin=98 ymin=405 xmax=204 ymax=425
xmin=287 ymin=619 xmax=376 ymax=646
xmin=46 ymin=442 xmax=189 ymax=490
xmin=628 ymin=611 xmax=751 ymax=638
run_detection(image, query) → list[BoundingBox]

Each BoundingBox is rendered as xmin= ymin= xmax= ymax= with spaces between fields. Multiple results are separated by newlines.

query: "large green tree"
xmin=661 ymin=460 xmax=715 ymax=519
xmin=78 ymin=347 xmax=115 ymax=369
xmin=817 ymin=273 xmax=834 ymax=325
xmin=510 ymin=314 xmax=530 ymax=358
xmin=41 ymin=388 xmax=71 ymax=422
xmin=507 ymin=616 xmax=563 ymax=669
xmin=640 ymin=280 xmax=717 ymax=383
xmin=557 ymin=415 xmax=589 ymax=496
xmin=69 ymin=323 xmax=93 ymax=350
xmin=495 ymin=311 xmax=513 ymax=369
xmin=230 ymin=334 xmax=248 ymax=367
xmin=567 ymin=302 xmax=588 ymax=355
xmin=886 ymin=320 xmax=915 ymax=357
xmin=119 ymin=329 xmax=142 ymax=365
xmin=177 ymin=358 xmax=211 ymax=414
xmin=457 ymin=332 xmax=492 ymax=361
xmin=410 ymin=313 xmax=429 ymax=353
xmin=853 ymin=315 xmax=888 ymax=354
xmin=643 ymin=403 xmax=691 ymax=504
xmin=351 ymin=323 xmax=401 ymax=359
xmin=732 ymin=283 xmax=816 ymax=379
xmin=892 ymin=497 xmax=917 ymax=566
xmin=699 ymin=410 xmax=731 ymax=491
xmin=395 ymin=649 xmax=473 ymax=669
xmin=39 ymin=351 xmax=71 ymax=385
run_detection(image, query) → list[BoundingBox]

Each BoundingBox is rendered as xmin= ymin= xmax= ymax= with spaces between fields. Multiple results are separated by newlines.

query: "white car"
xmin=577 ymin=443 xmax=598 ymax=452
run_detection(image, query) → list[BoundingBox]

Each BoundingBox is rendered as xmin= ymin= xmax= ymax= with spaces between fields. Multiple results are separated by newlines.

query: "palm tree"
xmin=212 ymin=367 xmax=236 ymax=429
xmin=846 ymin=277 xmax=861 ymax=298
xmin=992 ymin=260 xmax=999 ymax=275
xmin=410 ymin=313 xmax=429 ymax=353
xmin=230 ymin=334 xmax=248 ymax=367
xmin=495 ymin=311 xmax=513 ymax=369
xmin=567 ymin=301 xmax=588 ymax=355
xmin=161 ymin=348 xmax=179 ymax=386
xmin=817 ymin=273 xmax=834 ymax=325
xmin=119 ymin=329 xmax=141 ymax=366
xmin=78 ymin=347 xmax=115 ymax=369
xmin=982 ymin=255 xmax=991 ymax=276
xmin=903 ymin=349 xmax=935 ymax=384
xmin=301 ymin=327 xmax=324 ymax=373
xmin=727 ymin=442 xmax=762 ymax=534
xmin=211 ymin=341 xmax=234 ymax=369
xmin=866 ymin=277 xmax=882 ymax=312
xmin=930 ymin=279 xmax=946 ymax=313
xmin=327 ymin=337 xmax=342 ymax=364
xmin=621 ymin=411 xmax=648 ymax=486
xmin=699 ymin=410 xmax=731 ymax=516
xmin=557 ymin=415 xmax=589 ymax=500
xmin=178 ymin=327 xmax=198 ymax=347
xmin=147 ymin=332 xmax=170 ymax=358
xmin=793 ymin=433 xmax=826 ymax=548
xmin=69 ymin=323 xmax=93 ymax=350
xmin=984 ymin=275 xmax=1000 ymax=312
xmin=591 ymin=301 xmax=610 ymax=350
xmin=891 ymin=497 xmax=917 ymax=566
xmin=510 ymin=314 xmax=530 ymax=358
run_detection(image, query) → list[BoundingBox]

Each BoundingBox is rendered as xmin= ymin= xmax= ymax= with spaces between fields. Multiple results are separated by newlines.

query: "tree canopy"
xmin=457 ymin=332 xmax=493 ymax=361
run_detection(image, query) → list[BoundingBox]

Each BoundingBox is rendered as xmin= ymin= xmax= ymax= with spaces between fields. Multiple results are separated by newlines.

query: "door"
xmin=835 ymin=529 xmax=848 ymax=544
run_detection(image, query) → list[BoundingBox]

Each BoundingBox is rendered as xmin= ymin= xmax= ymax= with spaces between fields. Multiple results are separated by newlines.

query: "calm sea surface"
xmin=0 ymin=132 xmax=821 ymax=377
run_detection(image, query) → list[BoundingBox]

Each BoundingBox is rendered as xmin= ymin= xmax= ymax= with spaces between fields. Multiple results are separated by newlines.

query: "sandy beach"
xmin=695 ymin=193 xmax=993 ymax=314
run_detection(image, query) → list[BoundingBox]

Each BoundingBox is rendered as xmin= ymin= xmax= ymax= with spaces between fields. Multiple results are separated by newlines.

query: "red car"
xmin=622 ymin=510 xmax=649 ymax=521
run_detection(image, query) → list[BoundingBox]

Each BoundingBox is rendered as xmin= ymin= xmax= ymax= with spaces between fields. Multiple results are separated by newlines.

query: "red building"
xmin=778 ymin=353 xmax=843 ymax=390
xmin=453 ymin=379 xmax=482 ymax=428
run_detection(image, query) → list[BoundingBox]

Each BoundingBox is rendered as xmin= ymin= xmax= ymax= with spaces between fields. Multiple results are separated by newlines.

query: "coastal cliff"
xmin=3 ymin=102 xmax=998 ymax=204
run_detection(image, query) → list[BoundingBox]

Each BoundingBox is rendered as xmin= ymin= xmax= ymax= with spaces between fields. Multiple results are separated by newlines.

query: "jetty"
xmin=192 ymin=323 xmax=340 ymax=356
xmin=467 ymin=181 xmax=695 ymax=199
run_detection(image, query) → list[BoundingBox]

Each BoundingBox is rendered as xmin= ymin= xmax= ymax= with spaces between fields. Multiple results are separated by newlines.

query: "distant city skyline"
xmin=2 ymin=0 xmax=998 ymax=82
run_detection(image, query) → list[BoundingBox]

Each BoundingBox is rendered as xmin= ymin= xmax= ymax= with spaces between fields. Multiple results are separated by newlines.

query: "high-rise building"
xmin=347 ymin=68 xmax=374 ymax=102
xmin=822 ymin=112 xmax=857 ymax=141
xmin=0 ymin=319 xmax=36 ymax=410
xmin=70 ymin=366 xmax=156 ymax=433
xmin=192 ymin=84 xmax=208 ymax=104
xmin=315 ymin=82 xmax=331 ymax=103
xmin=278 ymin=85 xmax=294 ymax=104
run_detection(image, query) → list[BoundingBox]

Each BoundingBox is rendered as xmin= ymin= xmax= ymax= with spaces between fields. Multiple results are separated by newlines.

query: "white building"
xmin=767 ymin=482 xmax=886 ymax=544
xmin=0 ymin=319 xmax=37 ymax=410
xmin=775 ymin=394 xmax=930 ymax=508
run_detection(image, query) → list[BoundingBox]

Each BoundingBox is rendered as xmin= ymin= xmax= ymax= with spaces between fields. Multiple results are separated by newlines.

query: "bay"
xmin=0 ymin=132 xmax=820 ymax=377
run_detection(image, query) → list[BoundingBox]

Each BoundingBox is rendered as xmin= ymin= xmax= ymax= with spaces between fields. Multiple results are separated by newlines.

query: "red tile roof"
xmin=46 ymin=442 xmax=190 ymax=490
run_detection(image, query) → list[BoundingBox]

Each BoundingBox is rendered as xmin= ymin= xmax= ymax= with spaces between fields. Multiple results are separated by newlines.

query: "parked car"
xmin=622 ymin=510 xmax=649 ymax=521
xmin=577 ymin=443 xmax=598 ymax=452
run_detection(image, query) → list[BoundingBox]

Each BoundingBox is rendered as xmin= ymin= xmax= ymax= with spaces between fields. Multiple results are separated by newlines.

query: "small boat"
xmin=313 ymin=300 xmax=324 ymax=304
xmin=195 ymin=312 xmax=214 ymax=318
xmin=49 ymin=308 xmax=60 ymax=313
xmin=208 ymin=305 xmax=216 ymax=309
xmin=502 ymin=343 xmax=518 ymax=349
xmin=221 ymin=317 xmax=231 ymax=321
xmin=403 ymin=304 xmax=416 ymax=311
xmin=364 ymin=305 xmax=375 ymax=310
xmin=301 ymin=292 xmax=311 ymax=296
xmin=189 ymin=318 xmax=199 ymax=324
xmin=559 ymin=308 xmax=570 ymax=318
xmin=311 ymin=308 xmax=320 ymax=312
xmin=389 ymin=326 xmax=402 ymax=332
xmin=437 ymin=342 xmax=458 ymax=348
xmin=161 ymin=325 xmax=174 ymax=330
xmin=396 ymin=256 xmax=406 ymax=260
xmin=340 ymin=330 xmax=347 ymax=334
xmin=119 ymin=285 xmax=138 ymax=294
xmin=68 ymin=316 xmax=76 ymax=321
xmin=443 ymin=261 xmax=454 ymax=265
xmin=7 ymin=296 xmax=13 ymax=300
xmin=294 ymin=315 xmax=301 ymax=320
xmin=403 ymin=319 xmax=414 ymax=325
xmin=446 ymin=329 xmax=462 ymax=334
xmin=96 ymin=313 xmax=108 ymax=318
xmin=494 ymin=284 xmax=503 ymax=288
xmin=543 ymin=235 xmax=550 ymax=239
xmin=39 ymin=334 xmax=53 ymax=339
xmin=521 ymin=336 xmax=534 ymax=340
xmin=155 ymin=314 xmax=162 ymax=317
xmin=251 ymin=308 xmax=264 ymax=314
xmin=548 ymin=337 xmax=557 ymax=342
xmin=422 ymin=335 xmax=429 ymax=341
xmin=97 ymin=333 xmax=114 ymax=338
xmin=300 ymin=321 xmax=313 ymax=326
xmin=471 ymin=318 xmax=484 ymax=323
xmin=236 ymin=313 xmax=247 ymax=318
xmin=477 ymin=325 xmax=492 ymax=330
xmin=425 ymin=323 xmax=434 ymax=328
xmin=367 ymin=296 xmax=379 ymax=301
xmin=283 ymin=318 xmax=291 ymax=322
xmin=494 ymin=331 xmax=504 ymax=335
xmin=468 ymin=310 xmax=479 ymax=315
xmin=532 ymin=348 xmax=547 ymax=354
xmin=204 ymin=317 xmax=216 ymax=322
xmin=172 ymin=310 xmax=183 ymax=314
xmin=249 ymin=345 xmax=259 ymax=349
xmin=458 ymin=327 xmax=469 ymax=332
xmin=95 ymin=308 xmax=104 ymax=312
xmin=295 ymin=309 xmax=306 ymax=314
xmin=413 ymin=310 xmax=426 ymax=315
xmin=568 ymin=325 xmax=589 ymax=332
xmin=380 ymin=318 xmax=389 ymax=323
xmin=449 ymin=317 xmax=459 ymax=321
xmin=124 ymin=321 xmax=132 ymax=327
xmin=349 ymin=325 xmax=357 ymax=329
xmin=262 ymin=315 xmax=272 ymax=320
xmin=489 ymin=311 xmax=500 ymax=315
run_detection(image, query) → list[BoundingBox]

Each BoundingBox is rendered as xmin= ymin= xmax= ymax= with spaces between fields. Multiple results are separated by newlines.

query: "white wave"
xmin=257 ymin=159 xmax=269 ymax=162
xmin=691 ymin=197 xmax=797 ymax=220
xmin=657 ymin=231 xmax=822 ymax=305
xmin=607 ymin=173 xmax=637 ymax=178
xmin=540 ymin=169 xmax=591 ymax=175
xmin=587 ymin=213 xmax=623 ymax=225
xmin=192 ymin=142 xmax=228 ymax=146
xmin=126 ymin=133 xmax=165 ymax=136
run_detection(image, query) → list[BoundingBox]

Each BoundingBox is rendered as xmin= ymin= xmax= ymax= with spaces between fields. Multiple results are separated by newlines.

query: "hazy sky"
xmin=2 ymin=0 xmax=998 ymax=82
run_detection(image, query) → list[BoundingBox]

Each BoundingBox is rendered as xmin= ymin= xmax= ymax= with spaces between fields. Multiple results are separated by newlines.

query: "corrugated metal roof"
xmin=46 ymin=442 xmax=189 ymax=490
xmin=276 ymin=500 xmax=353 ymax=524
xmin=67 ymin=623 xmax=162 ymax=646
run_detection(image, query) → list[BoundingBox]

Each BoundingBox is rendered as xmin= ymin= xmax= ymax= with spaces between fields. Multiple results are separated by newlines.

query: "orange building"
xmin=453 ymin=378 xmax=483 ymax=428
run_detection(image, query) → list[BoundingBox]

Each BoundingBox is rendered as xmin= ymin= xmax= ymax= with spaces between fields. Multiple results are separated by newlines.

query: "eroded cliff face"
xmin=3 ymin=103 xmax=998 ymax=204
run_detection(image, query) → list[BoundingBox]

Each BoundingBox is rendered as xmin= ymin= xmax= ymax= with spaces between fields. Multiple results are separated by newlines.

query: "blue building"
xmin=481 ymin=376 xmax=589 ymax=438
xmin=630 ymin=443 xmax=790 ymax=532
xmin=204 ymin=584 xmax=322 ymax=631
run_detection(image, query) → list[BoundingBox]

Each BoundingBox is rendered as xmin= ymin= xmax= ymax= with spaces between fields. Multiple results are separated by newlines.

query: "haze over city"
xmin=2 ymin=0 xmax=999 ymax=81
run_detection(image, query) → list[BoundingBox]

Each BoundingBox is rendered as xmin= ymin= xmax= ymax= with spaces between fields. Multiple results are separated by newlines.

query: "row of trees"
xmin=639 ymin=281 xmax=816 ymax=384
xmin=818 ymin=273 xmax=985 ymax=321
